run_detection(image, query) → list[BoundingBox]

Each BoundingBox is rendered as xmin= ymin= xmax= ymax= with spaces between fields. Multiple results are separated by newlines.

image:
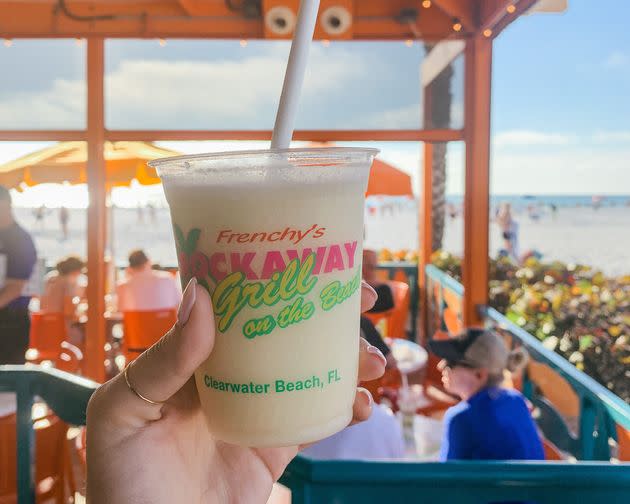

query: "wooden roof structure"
xmin=3 ymin=0 xmax=531 ymax=40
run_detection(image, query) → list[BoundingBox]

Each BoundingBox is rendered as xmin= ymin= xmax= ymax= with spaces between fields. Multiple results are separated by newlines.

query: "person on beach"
xmin=59 ymin=205 xmax=69 ymax=241
xmin=497 ymin=203 xmax=519 ymax=260
xmin=0 ymin=185 xmax=37 ymax=364
xmin=85 ymin=279 xmax=386 ymax=503
xmin=429 ymin=328 xmax=544 ymax=462
xmin=33 ymin=205 xmax=46 ymax=228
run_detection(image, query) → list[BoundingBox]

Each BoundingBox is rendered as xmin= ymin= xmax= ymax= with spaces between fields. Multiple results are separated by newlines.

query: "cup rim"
xmin=148 ymin=147 xmax=379 ymax=169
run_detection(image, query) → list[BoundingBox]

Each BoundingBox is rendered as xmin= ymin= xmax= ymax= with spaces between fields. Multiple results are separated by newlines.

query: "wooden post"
xmin=418 ymin=80 xmax=434 ymax=343
xmin=462 ymin=35 xmax=492 ymax=327
xmin=85 ymin=38 xmax=107 ymax=382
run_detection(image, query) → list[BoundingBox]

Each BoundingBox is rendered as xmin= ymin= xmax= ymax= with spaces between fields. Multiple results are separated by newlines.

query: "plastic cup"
xmin=151 ymin=147 xmax=377 ymax=447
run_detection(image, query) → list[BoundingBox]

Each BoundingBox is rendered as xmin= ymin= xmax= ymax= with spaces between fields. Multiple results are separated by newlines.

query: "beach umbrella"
xmin=306 ymin=142 xmax=413 ymax=197
xmin=0 ymin=141 xmax=180 ymax=190
xmin=366 ymin=158 xmax=413 ymax=197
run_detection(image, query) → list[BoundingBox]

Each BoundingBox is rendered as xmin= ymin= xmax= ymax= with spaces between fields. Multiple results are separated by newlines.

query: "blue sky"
xmin=493 ymin=0 xmax=630 ymax=134
xmin=0 ymin=0 xmax=628 ymax=205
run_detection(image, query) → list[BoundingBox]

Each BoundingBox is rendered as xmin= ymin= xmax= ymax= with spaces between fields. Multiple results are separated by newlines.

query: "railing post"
xmin=580 ymin=397 xmax=597 ymax=460
xmin=16 ymin=378 xmax=35 ymax=504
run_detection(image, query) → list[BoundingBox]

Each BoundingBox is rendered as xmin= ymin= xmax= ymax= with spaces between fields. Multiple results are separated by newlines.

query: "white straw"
xmin=271 ymin=0 xmax=321 ymax=149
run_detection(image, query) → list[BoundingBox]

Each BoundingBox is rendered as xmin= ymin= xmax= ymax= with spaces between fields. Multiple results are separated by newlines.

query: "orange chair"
xmin=0 ymin=413 xmax=69 ymax=504
xmin=364 ymin=281 xmax=410 ymax=339
xmin=543 ymin=438 xmax=567 ymax=461
xmin=28 ymin=312 xmax=67 ymax=362
xmin=122 ymin=309 xmax=178 ymax=362
xmin=616 ymin=425 xmax=630 ymax=461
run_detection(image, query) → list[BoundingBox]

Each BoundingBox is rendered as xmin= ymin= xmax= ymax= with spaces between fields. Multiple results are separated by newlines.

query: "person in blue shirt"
xmin=0 ymin=186 xmax=37 ymax=364
xmin=429 ymin=328 xmax=544 ymax=462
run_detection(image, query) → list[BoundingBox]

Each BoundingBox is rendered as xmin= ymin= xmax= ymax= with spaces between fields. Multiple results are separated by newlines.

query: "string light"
xmin=483 ymin=28 xmax=492 ymax=37
xmin=405 ymin=39 xmax=414 ymax=47
xmin=75 ymin=38 xmax=84 ymax=46
xmin=507 ymin=4 xmax=516 ymax=14
xmin=3 ymin=39 xmax=13 ymax=47
xmin=158 ymin=38 xmax=167 ymax=47
xmin=422 ymin=0 xmax=432 ymax=8
xmin=452 ymin=19 xmax=462 ymax=32
xmin=239 ymin=39 xmax=248 ymax=47
xmin=322 ymin=39 xmax=330 ymax=47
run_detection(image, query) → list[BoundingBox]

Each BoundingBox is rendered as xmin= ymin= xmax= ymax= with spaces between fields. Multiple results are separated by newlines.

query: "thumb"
xmin=130 ymin=278 xmax=215 ymax=405
xmin=97 ymin=278 xmax=215 ymax=425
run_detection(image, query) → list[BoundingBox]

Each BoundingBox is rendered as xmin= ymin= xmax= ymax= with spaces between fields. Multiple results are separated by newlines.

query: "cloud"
xmin=0 ymin=45 xmax=367 ymax=130
xmin=362 ymin=104 xmax=421 ymax=129
xmin=493 ymin=130 xmax=576 ymax=147
xmin=603 ymin=51 xmax=628 ymax=69
xmin=592 ymin=131 xmax=630 ymax=143
xmin=490 ymin=148 xmax=630 ymax=195
xmin=0 ymin=79 xmax=86 ymax=129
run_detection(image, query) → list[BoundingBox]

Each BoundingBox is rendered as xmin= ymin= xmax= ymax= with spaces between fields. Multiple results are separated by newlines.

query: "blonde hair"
xmin=506 ymin=346 xmax=529 ymax=374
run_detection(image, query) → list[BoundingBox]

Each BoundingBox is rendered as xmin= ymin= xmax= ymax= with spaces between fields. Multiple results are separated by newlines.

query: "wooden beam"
xmin=0 ymin=128 xmax=465 ymax=143
xmin=481 ymin=0 xmax=538 ymax=38
xmin=85 ymin=38 xmax=107 ymax=383
xmin=462 ymin=35 xmax=491 ymax=327
xmin=0 ymin=0 xmax=464 ymax=40
xmin=432 ymin=0 xmax=476 ymax=31
xmin=0 ymin=131 xmax=85 ymax=141
xmin=105 ymin=129 xmax=464 ymax=142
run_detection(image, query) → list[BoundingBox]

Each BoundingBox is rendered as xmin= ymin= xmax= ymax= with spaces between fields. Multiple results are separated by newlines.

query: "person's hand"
xmin=86 ymin=279 xmax=386 ymax=504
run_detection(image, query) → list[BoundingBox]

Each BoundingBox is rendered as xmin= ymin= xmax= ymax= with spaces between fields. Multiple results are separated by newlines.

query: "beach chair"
xmin=122 ymin=309 xmax=177 ymax=362
xmin=364 ymin=281 xmax=410 ymax=339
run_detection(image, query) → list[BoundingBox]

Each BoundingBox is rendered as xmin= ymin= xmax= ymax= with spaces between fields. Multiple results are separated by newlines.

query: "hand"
xmin=86 ymin=279 xmax=386 ymax=504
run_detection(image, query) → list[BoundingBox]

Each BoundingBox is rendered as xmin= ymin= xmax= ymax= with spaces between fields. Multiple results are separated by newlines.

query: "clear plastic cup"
xmin=151 ymin=147 xmax=377 ymax=447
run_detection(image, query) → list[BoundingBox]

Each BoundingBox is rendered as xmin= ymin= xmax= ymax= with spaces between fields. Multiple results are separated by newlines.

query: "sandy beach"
xmin=13 ymin=204 xmax=630 ymax=277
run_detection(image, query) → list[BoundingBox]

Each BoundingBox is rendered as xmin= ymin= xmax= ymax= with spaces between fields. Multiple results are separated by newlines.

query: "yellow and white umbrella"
xmin=0 ymin=141 xmax=179 ymax=190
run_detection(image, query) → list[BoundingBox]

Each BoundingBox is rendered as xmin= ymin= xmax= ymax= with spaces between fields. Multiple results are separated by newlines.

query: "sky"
xmin=0 ymin=0 xmax=629 ymax=207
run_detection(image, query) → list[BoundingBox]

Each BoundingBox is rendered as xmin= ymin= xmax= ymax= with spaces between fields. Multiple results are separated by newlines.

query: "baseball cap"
xmin=428 ymin=328 xmax=509 ymax=375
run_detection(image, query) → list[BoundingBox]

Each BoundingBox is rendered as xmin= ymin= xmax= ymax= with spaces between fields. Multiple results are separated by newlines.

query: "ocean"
xmin=11 ymin=194 xmax=630 ymax=277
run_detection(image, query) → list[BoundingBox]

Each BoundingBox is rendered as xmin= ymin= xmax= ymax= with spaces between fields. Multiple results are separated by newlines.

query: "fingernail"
xmin=361 ymin=281 xmax=377 ymax=299
xmin=357 ymin=387 xmax=373 ymax=408
xmin=177 ymin=277 xmax=197 ymax=328
xmin=367 ymin=344 xmax=387 ymax=366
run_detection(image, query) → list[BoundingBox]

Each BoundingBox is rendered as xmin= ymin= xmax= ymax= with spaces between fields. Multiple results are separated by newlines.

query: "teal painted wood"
xmin=280 ymin=456 xmax=630 ymax=504
xmin=425 ymin=264 xmax=464 ymax=295
xmin=376 ymin=262 xmax=419 ymax=341
xmin=0 ymin=365 xmax=98 ymax=504
xmin=424 ymin=265 xmax=630 ymax=462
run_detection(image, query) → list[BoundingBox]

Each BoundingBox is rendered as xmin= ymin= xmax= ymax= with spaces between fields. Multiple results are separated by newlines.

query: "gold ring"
xmin=124 ymin=364 xmax=164 ymax=405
